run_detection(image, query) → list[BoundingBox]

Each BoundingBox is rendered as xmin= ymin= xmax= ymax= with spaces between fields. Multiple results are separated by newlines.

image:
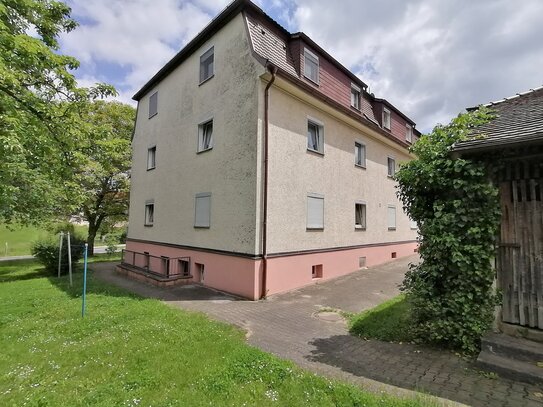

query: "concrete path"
xmin=0 ymin=245 xmax=125 ymax=262
xmin=91 ymin=257 xmax=543 ymax=407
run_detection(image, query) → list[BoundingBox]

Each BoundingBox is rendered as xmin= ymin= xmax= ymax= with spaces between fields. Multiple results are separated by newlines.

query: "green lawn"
xmin=349 ymin=295 xmax=414 ymax=343
xmin=0 ymin=224 xmax=88 ymax=257
xmin=0 ymin=261 xmax=434 ymax=406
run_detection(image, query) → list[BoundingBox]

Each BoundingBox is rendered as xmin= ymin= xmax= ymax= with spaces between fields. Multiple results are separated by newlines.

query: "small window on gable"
xmin=351 ymin=84 xmax=361 ymax=110
xmin=387 ymin=205 xmax=396 ymax=230
xmin=307 ymin=193 xmax=324 ymax=230
xmin=198 ymin=120 xmax=213 ymax=152
xmin=355 ymin=142 xmax=366 ymax=167
xmin=355 ymin=202 xmax=366 ymax=230
xmin=307 ymin=120 xmax=324 ymax=154
xmin=149 ymin=92 xmax=158 ymax=118
xmin=387 ymin=157 xmax=396 ymax=177
xmin=199 ymin=46 xmax=214 ymax=83
xmin=147 ymin=146 xmax=156 ymax=170
xmin=304 ymin=48 xmax=319 ymax=84
xmin=406 ymin=124 xmax=413 ymax=143
xmin=145 ymin=202 xmax=154 ymax=226
xmin=194 ymin=193 xmax=211 ymax=228
xmin=382 ymin=107 xmax=391 ymax=130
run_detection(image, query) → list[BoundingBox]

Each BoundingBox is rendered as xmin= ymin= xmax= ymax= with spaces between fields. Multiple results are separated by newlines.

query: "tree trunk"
xmin=87 ymin=222 xmax=98 ymax=257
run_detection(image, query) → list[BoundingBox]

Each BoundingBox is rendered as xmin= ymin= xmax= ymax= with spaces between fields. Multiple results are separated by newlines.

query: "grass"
xmin=0 ymin=224 xmax=88 ymax=257
xmin=349 ymin=295 xmax=414 ymax=343
xmin=0 ymin=261 xmax=435 ymax=407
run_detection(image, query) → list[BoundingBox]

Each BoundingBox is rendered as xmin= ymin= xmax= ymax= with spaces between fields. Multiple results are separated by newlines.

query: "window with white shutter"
xmin=149 ymin=92 xmax=158 ymax=118
xmin=307 ymin=194 xmax=324 ymax=230
xmin=194 ymin=193 xmax=211 ymax=228
xmin=387 ymin=205 xmax=396 ymax=230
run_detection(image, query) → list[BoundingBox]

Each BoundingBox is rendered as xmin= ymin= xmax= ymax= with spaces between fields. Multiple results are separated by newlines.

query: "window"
xmin=410 ymin=219 xmax=418 ymax=230
xmin=387 ymin=157 xmax=396 ymax=177
xmin=351 ymin=84 xmax=361 ymax=110
xmin=406 ymin=124 xmax=413 ymax=143
xmin=382 ymin=107 xmax=391 ymax=130
xmin=149 ymin=92 xmax=158 ymax=118
xmin=312 ymin=264 xmax=323 ymax=279
xmin=359 ymin=257 xmax=367 ymax=268
xmin=194 ymin=193 xmax=211 ymax=228
xmin=354 ymin=142 xmax=366 ymax=167
xmin=387 ymin=205 xmax=396 ymax=230
xmin=179 ymin=259 xmax=190 ymax=277
xmin=304 ymin=48 xmax=319 ymax=84
xmin=147 ymin=146 xmax=156 ymax=170
xmin=307 ymin=193 xmax=324 ymax=230
xmin=307 ymin=120 xmax=324 ymax=154
xmin=199 ymin=46 xmax=214 ymax=83
xmin=198 ymin=120 xmax=213 ymax=152
xmin=355 ymin=202 xmax=366 ymax=229
xmin=144 ymin=202 xmax=154 ymax=226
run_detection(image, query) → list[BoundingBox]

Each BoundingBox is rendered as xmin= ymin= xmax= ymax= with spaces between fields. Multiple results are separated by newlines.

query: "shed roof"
xmin=452 ymin=86 xmax=543 ymax=154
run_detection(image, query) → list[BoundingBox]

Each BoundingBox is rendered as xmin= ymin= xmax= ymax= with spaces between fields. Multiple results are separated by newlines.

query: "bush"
xmin=395 ymin=108 xmax=501 ymax=355
xmin=31 ymin=234 xmax=86 ymax=275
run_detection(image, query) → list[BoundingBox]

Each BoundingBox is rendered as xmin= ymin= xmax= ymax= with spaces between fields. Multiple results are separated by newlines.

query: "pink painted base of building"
xmin=120 ymin=239 xmax=417 ymax=300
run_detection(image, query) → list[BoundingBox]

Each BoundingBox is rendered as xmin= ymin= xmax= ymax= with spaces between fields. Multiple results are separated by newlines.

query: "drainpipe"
xmin=261 ymin=62 xmax=277 ymax=299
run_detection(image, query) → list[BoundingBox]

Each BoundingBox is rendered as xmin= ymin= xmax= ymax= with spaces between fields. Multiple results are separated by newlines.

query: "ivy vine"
xmin=395 ymin=108 xmax=501 ymax=354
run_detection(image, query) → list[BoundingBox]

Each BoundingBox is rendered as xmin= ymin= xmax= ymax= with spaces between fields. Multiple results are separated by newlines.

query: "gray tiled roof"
xmin=453 ymin=86 xmax=543 ymax=153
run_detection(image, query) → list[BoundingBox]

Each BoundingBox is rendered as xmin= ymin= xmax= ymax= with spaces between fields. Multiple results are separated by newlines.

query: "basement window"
xmin=312 ymin=264 xmax=323 ymax=279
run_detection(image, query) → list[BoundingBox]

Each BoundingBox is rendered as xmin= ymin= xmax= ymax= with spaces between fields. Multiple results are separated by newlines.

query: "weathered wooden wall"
xmin=498 ymin=158 xmax=543 ymax=329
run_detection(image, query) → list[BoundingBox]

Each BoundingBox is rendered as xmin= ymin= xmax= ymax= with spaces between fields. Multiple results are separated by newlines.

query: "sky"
xmin=60 ymin=0 xmax=543 ymax=132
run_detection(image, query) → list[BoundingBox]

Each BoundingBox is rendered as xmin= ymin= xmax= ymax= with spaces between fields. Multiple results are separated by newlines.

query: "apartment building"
xmin=120 ymin=0 xmax=420 ymax=299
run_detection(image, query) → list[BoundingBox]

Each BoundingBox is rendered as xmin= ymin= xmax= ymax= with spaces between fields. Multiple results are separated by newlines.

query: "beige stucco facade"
xmin=128 ymin=14 xmax=265 ymax=255
xmin=263 ymin=79 xmax=417 ymax=254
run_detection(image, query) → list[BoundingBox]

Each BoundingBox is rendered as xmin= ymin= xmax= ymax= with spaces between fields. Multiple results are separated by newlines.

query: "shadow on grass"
xmin=349 ymin=295 xmax=413 ymax=343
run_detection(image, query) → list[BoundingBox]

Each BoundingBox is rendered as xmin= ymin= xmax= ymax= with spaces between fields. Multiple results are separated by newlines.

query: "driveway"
xmin=92 ymin=256 xmax=543 ymax=407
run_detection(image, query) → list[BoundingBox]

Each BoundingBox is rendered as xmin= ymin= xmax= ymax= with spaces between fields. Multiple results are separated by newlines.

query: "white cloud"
xmin=290 ymin=0 xmax=543 ymax=131
xmin=61 ymin=0 xmax=216 ymax=102
xmin=60 ymin=0 xmax=543 ymax=131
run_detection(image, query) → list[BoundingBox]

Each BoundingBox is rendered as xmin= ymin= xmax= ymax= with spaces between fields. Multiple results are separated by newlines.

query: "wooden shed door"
xmin=498 ymin=161 xmax=543 ymax=329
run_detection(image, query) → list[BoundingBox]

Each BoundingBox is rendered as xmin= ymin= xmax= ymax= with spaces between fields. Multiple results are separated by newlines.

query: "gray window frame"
xmin=303 ymin=48 xmax=319 ymax=84
xmin=387 ymin=156 xmax=396 ymax=177
xmin=355 ymin=201 xmax=367 ymax=230
xmin=149 ymin=92 xmax=158 ymax=119
xmin=147 ymin=145 xmax=156 ymax=170
xmin=197 ymin=119 xmax=214 ymax=153
xmin=307 ymin=119 xmax=324 ymax=155
xmin=144 ymin=200 xmax=155 ymax=226
xmin=387 ymin=205 xmax=397 ymax=231
xmin=382 ymin=107 xmax=391 ymax=130
xmin=199 ymin=46 xmax=214 ymax=84
xmin=351 ymin=84 xmax=361 ymax=110
xmin=354 ymin=142 xmax=366 ymax=168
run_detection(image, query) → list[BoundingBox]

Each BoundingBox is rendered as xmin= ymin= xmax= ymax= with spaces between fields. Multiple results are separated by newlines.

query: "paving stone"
xmin=91 ymin=257 xmax=541 ymax=407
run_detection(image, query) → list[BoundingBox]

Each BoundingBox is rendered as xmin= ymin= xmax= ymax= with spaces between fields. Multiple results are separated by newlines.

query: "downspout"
xmin=261 ymin=62 xmax=277 ymax=299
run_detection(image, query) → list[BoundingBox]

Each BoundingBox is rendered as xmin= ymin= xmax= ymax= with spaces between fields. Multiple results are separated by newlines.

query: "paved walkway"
xmin=92 ymin=257 xmax=543 ymax=407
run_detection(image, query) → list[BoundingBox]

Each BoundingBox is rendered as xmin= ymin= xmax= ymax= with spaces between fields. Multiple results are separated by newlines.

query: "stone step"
xmin=476 ymin=350 xmax=543 ymax=385
xmin=481 ymin=332 xmax=543 ymax=363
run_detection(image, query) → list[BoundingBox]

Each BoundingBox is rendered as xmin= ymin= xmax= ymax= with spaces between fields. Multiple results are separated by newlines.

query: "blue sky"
xmin=59 ymin=0 xmax=543 ymax=132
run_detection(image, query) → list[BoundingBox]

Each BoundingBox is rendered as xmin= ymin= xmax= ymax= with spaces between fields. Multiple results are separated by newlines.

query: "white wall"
xmin=128 ymin=14 xmax=264 ymax=255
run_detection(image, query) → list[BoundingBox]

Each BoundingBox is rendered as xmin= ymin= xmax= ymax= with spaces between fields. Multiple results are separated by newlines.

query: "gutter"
xmin=261 ymin=62 xmax=277 ymax=299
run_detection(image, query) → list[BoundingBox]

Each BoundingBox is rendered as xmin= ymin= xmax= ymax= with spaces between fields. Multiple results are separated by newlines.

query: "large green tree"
xmin=73 ymin=101 xmax=135 ymax=255
xmin=395 ymin=108 xmax=501 ymax=354
xmin=0 ymin=0 xmax=114 ymax=224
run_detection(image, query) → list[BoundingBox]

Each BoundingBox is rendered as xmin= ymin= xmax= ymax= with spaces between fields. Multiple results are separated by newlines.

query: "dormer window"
xmin=304 ymin=48 xmax=319 ymax=84
xmin=406 ymin=124 xmax=413 ymax=143
xmin=351 ymin=84 xmax=361 ymax=110
xmin=382 ymin=107 xmax=391 ymax=130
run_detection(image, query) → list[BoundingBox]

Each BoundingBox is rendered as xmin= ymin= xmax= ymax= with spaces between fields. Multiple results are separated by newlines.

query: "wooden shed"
xmin=452 ymin=87 xmax=543 ymax=383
